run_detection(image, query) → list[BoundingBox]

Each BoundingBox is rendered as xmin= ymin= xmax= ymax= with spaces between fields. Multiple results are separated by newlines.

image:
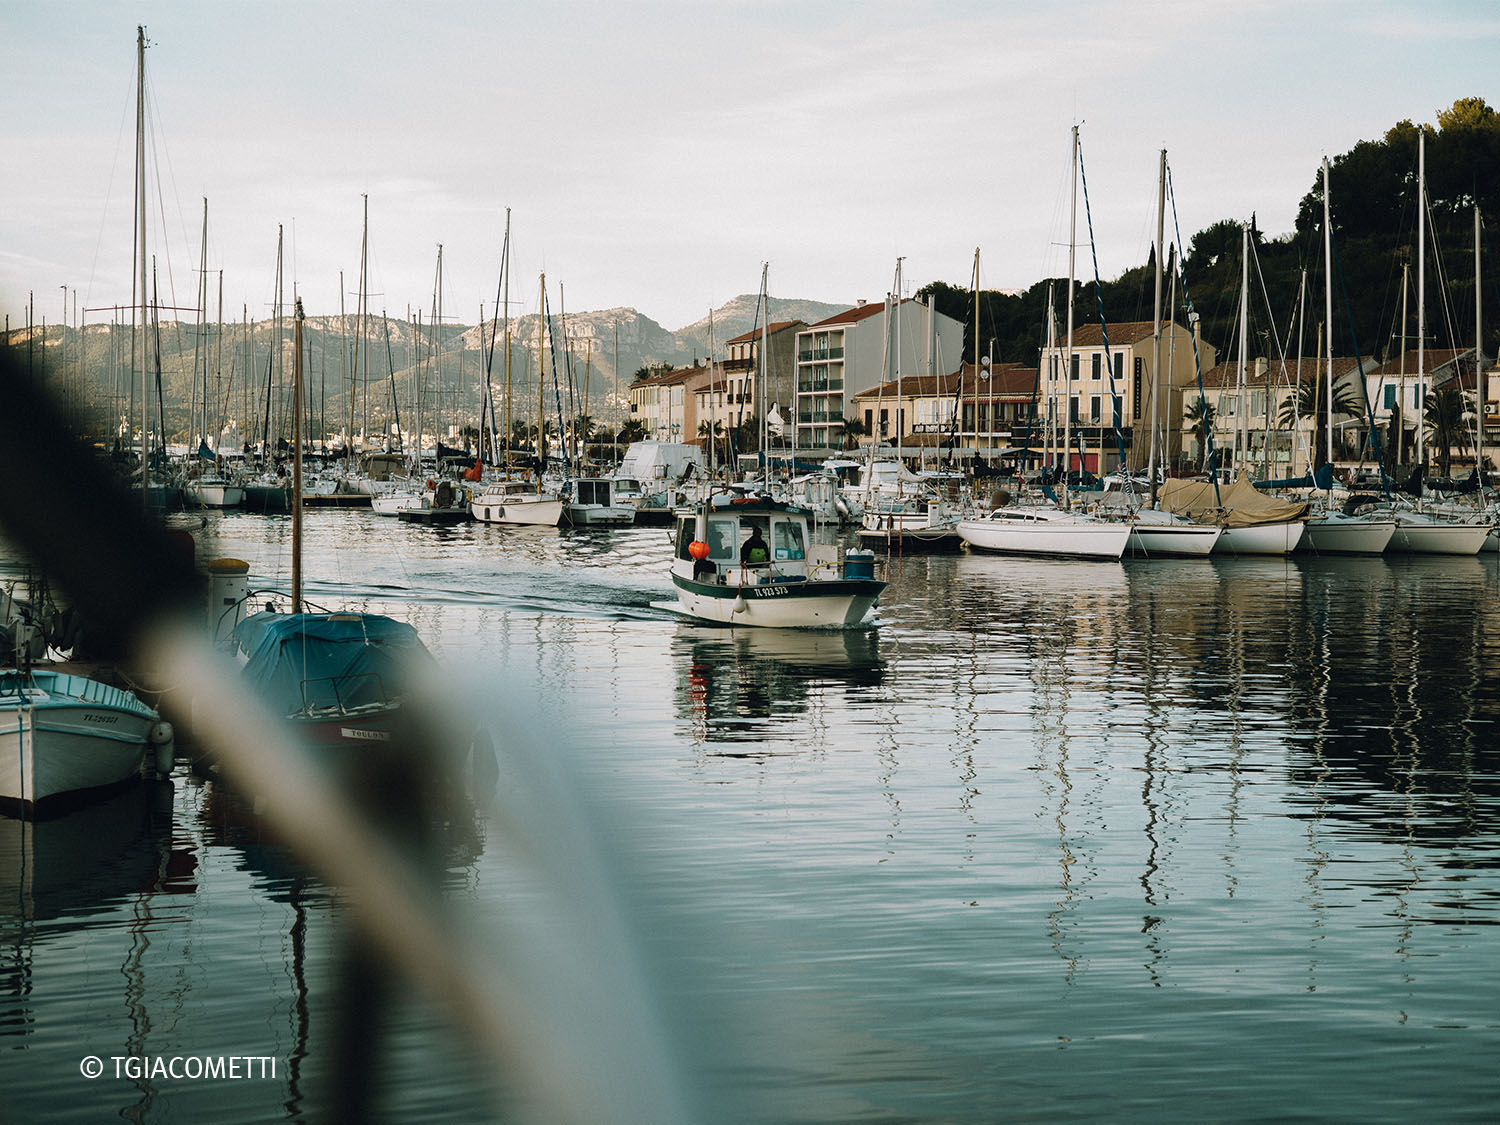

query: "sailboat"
xmin=958 ymin=127 xmax=1131 ymax=562
xmin=225 ymin=300 xmax=437 ymax=744
xmin=1115 ymin=150 xmax=1221 ymax=558
xmin=471 ymin=273 xmax=565 ymax=527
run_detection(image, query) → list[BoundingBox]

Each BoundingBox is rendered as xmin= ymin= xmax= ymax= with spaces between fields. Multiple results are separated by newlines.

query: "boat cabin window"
xmin=577 ymin=480 xmax=606 ymax=505
xmin=771 ymin=519 xmax=805 ymax=560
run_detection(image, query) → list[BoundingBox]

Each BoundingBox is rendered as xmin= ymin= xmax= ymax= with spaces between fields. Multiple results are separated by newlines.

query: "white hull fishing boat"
xmin=0 ymin=669 xmax=173 ymax=815
xmin=655 ymin=497 xmax=885 ymax=628
xmin=1300 ymin=512 xmax=1397 ymax=555
xmin=956 ymin=507 xmax=1131 ymax=560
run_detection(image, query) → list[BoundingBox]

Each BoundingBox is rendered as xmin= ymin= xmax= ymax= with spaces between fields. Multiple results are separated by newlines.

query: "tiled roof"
xmin=1362 ymin=348 xmax=1471 ymax=379
xmin=807 ymin=298 xmax=911 ymax=328
xmin=851 ymin=362 xmax=1036 ymax=401
xmin=1044 ymin=320 xmax=1160 ymax=349
xmin=724 ymin=320 xmax=804 ymax=345
xmin=1198 ymin=356 xmax=1365 ymax=390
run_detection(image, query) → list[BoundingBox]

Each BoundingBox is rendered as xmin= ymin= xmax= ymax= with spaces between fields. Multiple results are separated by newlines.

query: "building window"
xmin=1114 ymin=351 xmax=1124 ymax=381
xmin=1090 ymin=395 xmax=1101 ymax=422
xmin=1091 ymin=354 xmax=1101 ymax=381
xmin=1071 ymin=355 xmax=1080 ymax=381
xmin=1385 ymin=384 xmax=1397 ymax=410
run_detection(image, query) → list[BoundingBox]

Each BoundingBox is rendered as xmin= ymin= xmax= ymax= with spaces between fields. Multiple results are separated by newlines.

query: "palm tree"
xmin=1277 ymin=379 xmax=1364 ymax=467
xmin=1423 ymin=386 xmax=1472 ymax=477
xmin=838 ymin=416 xmax=867 ymax=451
xmin=697 ymin=419 xmax=726 ymax=467
xmin=1183 ymin=399 xmax=1217 ymax=469
xmin=618 ymin=418 xmax=648 ymax=444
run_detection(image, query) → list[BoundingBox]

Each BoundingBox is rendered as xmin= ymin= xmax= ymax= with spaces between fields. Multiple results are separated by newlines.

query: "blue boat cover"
xmin=229 ymin=612 xmax=433 ymax=715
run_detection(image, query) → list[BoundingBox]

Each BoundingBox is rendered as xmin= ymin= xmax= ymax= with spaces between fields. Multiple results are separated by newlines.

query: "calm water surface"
xmin=3 ymin=509 xmax=1499 ymax=1121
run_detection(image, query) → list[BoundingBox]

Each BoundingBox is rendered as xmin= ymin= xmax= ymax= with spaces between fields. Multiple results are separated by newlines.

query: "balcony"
xmin=796 ymin=347 xmax=845 ymax=363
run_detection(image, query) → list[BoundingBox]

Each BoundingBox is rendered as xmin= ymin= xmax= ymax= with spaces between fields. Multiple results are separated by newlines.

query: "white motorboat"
xmin=956 ymin=507 xmax=1132 ymax=560
xmin=564 ymin=478 xmax=636 ymax=527
xmin=654 ymin=497 xmax=885 ymax=628
xmin=1300 ymin=511 xmax=1397 ymax=555
xmin=470 ymin=479 xmax=564 ymax=527
xmin=1 ymin=668 xmax=173 ymax=815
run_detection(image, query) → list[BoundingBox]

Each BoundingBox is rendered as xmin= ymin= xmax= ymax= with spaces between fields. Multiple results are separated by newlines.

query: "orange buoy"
xmin=688 ymin=540 xmax=710 ymax=560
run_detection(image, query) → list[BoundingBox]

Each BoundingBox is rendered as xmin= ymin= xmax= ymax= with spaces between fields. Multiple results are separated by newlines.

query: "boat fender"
xmin=149 ymin=720 xmax=175 ymax=776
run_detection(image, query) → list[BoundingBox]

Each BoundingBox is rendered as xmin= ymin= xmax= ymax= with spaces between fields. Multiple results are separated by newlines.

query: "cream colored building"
xmin=1039 ymin=320 xmax=1215 ymax=473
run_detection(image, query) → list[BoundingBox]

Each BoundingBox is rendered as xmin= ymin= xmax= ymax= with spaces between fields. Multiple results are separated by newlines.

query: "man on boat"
xmin=740 ymin=525 xmax=770 ymax=567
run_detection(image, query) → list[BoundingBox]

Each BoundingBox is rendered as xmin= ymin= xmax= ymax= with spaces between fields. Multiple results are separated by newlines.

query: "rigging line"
xmin=1425 ymin=199 xmax=1464 ymax=357
xmin=1248 ymin=239 xmax=1301 ymax=476
xmin=85 ymin=62 xmax=140 ymax=310
xmin=541 ymin=286 xmax=571 ymax=478
xmin=1164 ymin=161 xmax=1220 ymax=505
xmin=1329 ymin=223 xmax=1391 ymax=497
xmin=1075 ymin=139 xmax=1130 ymax=481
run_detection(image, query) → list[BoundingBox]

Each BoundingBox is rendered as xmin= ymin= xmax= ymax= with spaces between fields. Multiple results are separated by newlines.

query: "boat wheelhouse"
xmin=657 ymin=496 xmax=885 ymax=628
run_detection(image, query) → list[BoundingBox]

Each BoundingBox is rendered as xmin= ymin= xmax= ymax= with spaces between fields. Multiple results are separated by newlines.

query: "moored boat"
xmin=956 ymin=506 xmax=1132 ymax=560
xmin=0 ymin=668 xmax=173 ymax=816
xmin=1300 ymin=511 xmax=1397 ymax=555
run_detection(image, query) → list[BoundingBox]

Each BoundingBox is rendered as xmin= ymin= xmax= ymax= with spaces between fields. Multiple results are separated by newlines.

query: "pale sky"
xmin=4 ymin=0 xmax=1497 ymax=335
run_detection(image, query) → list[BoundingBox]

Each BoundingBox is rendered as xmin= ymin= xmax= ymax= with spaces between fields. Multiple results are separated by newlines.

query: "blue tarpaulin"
xmin=229 ymin=611 xmax=433 ymax=716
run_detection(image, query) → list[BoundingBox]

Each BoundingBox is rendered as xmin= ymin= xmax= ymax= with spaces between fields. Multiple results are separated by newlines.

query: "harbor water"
xmin=3 ymin=509 xmax=1500 ymax=1121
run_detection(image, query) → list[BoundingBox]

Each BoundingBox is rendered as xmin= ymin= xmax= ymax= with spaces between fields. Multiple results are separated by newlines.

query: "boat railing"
xmin=300 ymin=670 xmax=390 ymax=716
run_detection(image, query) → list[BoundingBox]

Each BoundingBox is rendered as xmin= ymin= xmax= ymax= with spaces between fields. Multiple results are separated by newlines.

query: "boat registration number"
xmin=341 ymin=727 xmax=391 ymax=742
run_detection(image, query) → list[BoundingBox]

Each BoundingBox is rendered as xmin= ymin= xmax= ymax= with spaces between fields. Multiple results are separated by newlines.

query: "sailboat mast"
xmin=1477 ymin=206 xmax=1486 ymax=493
xmin=292 ymin=298 xmax=304 ymax=613
xmin=895 ymin=257 xmax=904 ymax=469
xmin=758 ymin=263 xmax=769 ymax=476
xmin=1064 ymin=125 xmax=1077 ymax=508
xmin=538 ymin=272 xmax=546 ymax=494
xmin=1238 ymin=223 xmax=1249 ymax=476
xmin=1149 ymin=148 xmax=1166 ymax=506
xmin=136 ymin=25 xmax=148 ymax=506
xmin=1323 ymin=157 xmax=1334 ymax=471
xmin=1417 ymin=132 xmax=1426 ymax=470
xmin=971 ymin=248 xmax=981 ymax=458
xmin=503 ymin=209 xmax=512 ymax=478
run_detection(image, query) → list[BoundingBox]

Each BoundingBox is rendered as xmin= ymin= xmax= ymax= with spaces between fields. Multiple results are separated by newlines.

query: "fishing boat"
xmin=655 ymin=496 xmax=885 ymax=628
xmin=955 ymin=506 xmax=1132 ymax=560
xmin=0 ymin=668 xmax=173 ymax=816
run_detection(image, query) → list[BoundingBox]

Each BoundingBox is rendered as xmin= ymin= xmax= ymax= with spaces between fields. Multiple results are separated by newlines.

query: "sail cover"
xmin=1160 ymin=471 xmax=1308 ymax=527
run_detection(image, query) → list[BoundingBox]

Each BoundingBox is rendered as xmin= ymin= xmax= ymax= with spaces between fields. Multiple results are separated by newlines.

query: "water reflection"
xmin=0 ymin=782 xmax=181 ymax=1048
xmin=672 ymin=625 xmax=885 ymax=746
